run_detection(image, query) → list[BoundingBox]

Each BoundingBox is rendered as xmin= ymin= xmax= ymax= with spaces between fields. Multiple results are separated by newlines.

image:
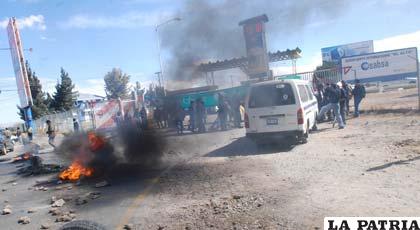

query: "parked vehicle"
xmin=0 ymin=132 xmax=14 ymax=155
xmin=244 ymin=79 xmax=318 ymax=144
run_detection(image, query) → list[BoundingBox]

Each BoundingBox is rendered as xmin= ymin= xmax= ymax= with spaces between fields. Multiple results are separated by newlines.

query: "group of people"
xmin=115 ymin=107 xmax=148 ymax=130
xmin=315 ymin=79 xmax=366 ymax=129
xmin=212 ymin=93 xmax=243 ymax=131
xmin=171 ymin=94 xmax=244 ymax=135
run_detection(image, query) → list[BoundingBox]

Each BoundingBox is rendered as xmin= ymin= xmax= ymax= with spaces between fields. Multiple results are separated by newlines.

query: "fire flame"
xmin=59 ymin=132 xmax=105 ymax=181
xmin=22 ymin=152 xmax=31 ymax=160
xmin=59 ymin=160 xmax=94 ymax=181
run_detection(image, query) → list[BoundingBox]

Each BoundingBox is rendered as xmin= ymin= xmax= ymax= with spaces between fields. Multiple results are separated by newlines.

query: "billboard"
xmin=7 ymin=17 xmax=32 ymax=108
xmin=341 ymin=47 xmax=418 ymax=83
xmin=239 ymin=15 xmax=270 ymax=79
xmin=322 ymin=40 xmax=374 ymax=64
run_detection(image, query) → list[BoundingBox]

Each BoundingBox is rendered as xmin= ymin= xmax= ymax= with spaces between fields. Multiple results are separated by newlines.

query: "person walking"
xmin=46 ymin=120 xmax=56 ymax=149
xmin=73 ymin=118 xmax=80 ymax=132
xmin=352 ymin=79 xmax=366 ymax=117
xmin=317 ymin=84 xmax=345 ymax=129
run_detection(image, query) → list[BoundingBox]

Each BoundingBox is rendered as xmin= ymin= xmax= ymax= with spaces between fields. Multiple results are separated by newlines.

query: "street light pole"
xmin=155 ymin=17 xmax=181 ymax=89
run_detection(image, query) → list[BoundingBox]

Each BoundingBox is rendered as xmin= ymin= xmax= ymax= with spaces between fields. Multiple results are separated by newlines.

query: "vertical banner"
xmin=239 ymin=14 xmax=270 ymax=79
xmin=7 ymin=17 xmax=32 ymax=108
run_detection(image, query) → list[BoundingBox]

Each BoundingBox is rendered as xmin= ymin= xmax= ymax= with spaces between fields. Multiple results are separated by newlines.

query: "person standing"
xmin=339 ymin=84 xmax=348 ymax=125
xmin=27 ymin=126 xmax=33 ymax=141
xmin=217 ymin=94 xmax=228 ymax=131
xmin=3 ymin=128 xmax=11 ymax=140
xmin=352 ymin=79 xmax=366 ymax=117
xmin=16 ymin=127 xmax=22 ymax=143
xmin=73 ymin=118 xmax=80 ymax=132
xmin=317 ymin=84 xmax=345 ymax=129
xmin=188 ymin=101 xmax=196 ymax=132
xmin=341 ymin=80 xmax=351 ymax=115
xmin=140 ymin=106 xmax=148 ymax=129
xmin=175 ymin=105 xmax=185 ymax=134
xmin=46 ymin=120 xmax=56 ymax=149
xmin=114 ymin=112 xmax=124 ymax=127
xmin=196 ymin=98 xmax=206 ymax=133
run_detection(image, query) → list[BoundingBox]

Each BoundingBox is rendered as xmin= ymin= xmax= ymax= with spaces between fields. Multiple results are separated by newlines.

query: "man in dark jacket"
xmin=317 ymin=84 xmax=345 ymax=129
xmin=339 ymin=85 xmax=348 ymax=125
xmin=352 ymin=79 xmax=366 ymax=117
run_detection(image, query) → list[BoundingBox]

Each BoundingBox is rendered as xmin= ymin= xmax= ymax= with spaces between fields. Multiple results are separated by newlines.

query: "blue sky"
xmin=0 ymin=0 xmax=420 ymax=124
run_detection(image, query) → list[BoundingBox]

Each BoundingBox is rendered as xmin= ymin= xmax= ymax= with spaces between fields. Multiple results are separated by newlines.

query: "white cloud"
xmin=0 ymin=15 xmax=46 ymax=30
xmin=60 ymin=11 xmax=175 ymax=29
xmin=374 ymin=30 xmax=420 ymax=52
xmin=75 ymin=78 xmax=106 ymax=97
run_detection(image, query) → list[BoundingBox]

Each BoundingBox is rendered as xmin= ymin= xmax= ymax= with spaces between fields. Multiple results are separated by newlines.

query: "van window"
xmin=297 ymin=85 xmax=309 ymax=102
xmin=305 ymin=85 xmax=314 ymax=101
xmin=248 ymin=83 xmax=295 ymax=108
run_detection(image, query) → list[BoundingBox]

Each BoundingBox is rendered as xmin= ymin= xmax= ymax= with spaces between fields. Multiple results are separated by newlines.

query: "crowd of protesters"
xmin=315 ymin=77 xmax=366 ymax=129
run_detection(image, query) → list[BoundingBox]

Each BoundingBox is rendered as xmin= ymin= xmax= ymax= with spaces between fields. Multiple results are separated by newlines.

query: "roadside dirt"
xmin=129 ymin=88 xmax=420 ymax=229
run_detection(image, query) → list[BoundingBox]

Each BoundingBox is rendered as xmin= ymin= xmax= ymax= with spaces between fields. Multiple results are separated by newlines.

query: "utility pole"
xmin=155 ymin=17 xmax=181 ymax=90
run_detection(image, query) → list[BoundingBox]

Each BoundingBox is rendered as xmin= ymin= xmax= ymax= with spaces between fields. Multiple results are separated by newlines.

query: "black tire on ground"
xmin=59 ymin=220 xmax=107 ymax=230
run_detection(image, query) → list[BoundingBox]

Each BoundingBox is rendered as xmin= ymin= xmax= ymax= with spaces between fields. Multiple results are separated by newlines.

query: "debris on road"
xmin=88 ymin=191 xmax=101 ymax=200
xmin=18 ymin=216 xmax=31 ymax=224
xmin=95 ymin=180 xmax=109 ymax=188
xmin=16 ymin=156 xmax=62 ymax=176
xmin=56 ymin=212 xmax=76 ymax=222
xmin=51 ymin=199 xmax=65 ymax=207
xmin=2 ymin=207 xmax=12 ymax=215
xmin=123 ymin=224 xmax=134 ymax=230
xmin=49 ymin=208 xmax=62 ymax=216
xmin=27 ymin=208 xmax=36 ymax=213
xmin=40 ymin=223 xmax=50 ymax=229
xmin=75 ymin=196 xmax=88 ymax=205
xmin=12 ymin=182 xmax=17 ymax=186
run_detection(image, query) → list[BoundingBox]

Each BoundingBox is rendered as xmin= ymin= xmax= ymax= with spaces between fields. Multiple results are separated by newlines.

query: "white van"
xmin=244 ymin=79 xmax=318 ymax=144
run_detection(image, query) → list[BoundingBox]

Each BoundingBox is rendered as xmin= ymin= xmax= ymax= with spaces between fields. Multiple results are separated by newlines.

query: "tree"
xmin=104 ymin=68 xmax=130 ymax=100
xmin=17 ymin=61 xmax=49 ymax=120
xmin=51 ymin=68 xmax=78 ymax=111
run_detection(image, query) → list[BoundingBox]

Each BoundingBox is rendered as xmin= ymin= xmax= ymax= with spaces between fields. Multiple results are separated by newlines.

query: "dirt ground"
xmin=0 ymin=88 xmax=419 ymax=230
xmin=132 ymin=88 xmax=420 ymax=229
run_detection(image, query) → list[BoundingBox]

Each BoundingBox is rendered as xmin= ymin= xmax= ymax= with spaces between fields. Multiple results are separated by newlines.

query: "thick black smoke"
xmin=161 ymin=0 xmax=352 ymax=81
xmin=56 ymin=126 xmax=166 ymax=177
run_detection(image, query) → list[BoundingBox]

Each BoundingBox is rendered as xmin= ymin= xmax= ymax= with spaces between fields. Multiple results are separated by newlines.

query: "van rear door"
xmin=247 ymin=82 xmax=298 ymax=133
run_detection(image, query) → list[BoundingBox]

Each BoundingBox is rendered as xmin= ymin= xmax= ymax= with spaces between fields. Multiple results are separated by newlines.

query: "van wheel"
xmin=297 ymin=125 xmax=309 ymax=144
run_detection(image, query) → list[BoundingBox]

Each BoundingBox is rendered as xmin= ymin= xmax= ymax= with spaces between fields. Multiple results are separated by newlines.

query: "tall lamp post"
xmin=155 ymin=17 xmax=181 ymax=89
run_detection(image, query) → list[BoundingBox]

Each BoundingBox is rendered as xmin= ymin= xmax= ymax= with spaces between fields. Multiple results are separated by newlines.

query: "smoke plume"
xmin=161 ymin=0 xmax=352 ymax=81
xmin=57 ymin=126 xmax=166 ymax=177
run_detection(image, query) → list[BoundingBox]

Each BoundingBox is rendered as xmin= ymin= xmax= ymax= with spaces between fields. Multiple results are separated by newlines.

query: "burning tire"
xmin=59 ymin=220 xmax=106 ymax=230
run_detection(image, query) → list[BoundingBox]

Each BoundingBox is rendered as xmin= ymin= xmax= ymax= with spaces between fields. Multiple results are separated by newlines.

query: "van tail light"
xmin=244 ymin=113 xmax=250 ymax=128
xmin=297 ymin=108 xmax=304 ymax=125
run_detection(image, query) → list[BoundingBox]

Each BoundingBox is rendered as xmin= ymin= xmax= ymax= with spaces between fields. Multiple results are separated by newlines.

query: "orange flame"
xmin=88 ymin=132 xmax=105 ymax=152
xmin=22 ymin=152 xmax=32 ymax=160
xmin=59 ymin=160 xmax=94 ymax=181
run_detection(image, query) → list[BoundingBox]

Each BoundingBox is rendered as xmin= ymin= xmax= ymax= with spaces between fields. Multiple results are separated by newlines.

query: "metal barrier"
xmin=277 ymin=67 xmax=343 ymax=84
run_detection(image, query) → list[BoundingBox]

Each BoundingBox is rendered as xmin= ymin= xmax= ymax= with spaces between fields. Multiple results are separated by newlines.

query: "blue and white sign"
xmin=322 ymin=41 xmax=374 ymax=64
xmin=341 ymin=47 xmax=418 ymax=83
